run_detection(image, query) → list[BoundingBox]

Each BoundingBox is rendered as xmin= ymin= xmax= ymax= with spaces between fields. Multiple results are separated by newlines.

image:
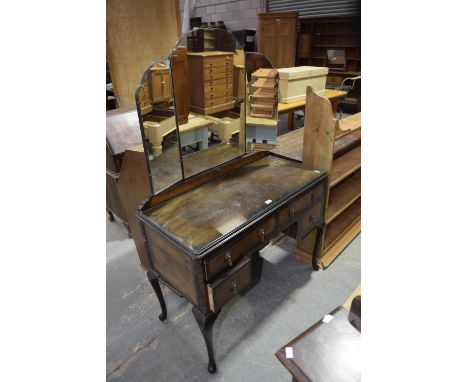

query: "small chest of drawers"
xmin=187 ymin=52 xmax=236 ymax=115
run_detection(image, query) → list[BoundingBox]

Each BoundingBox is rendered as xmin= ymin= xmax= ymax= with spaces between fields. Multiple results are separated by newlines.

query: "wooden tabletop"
xmin=145 ymin=155 xmax=322 ymax=252
xmin=278 ymin=89 xmax=347 ymax=114
xmin=275 ymin=306 xmax=360 ymax=382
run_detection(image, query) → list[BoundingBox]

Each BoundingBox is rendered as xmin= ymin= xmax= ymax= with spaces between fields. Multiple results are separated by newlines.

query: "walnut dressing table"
xmin=133 ymin=29 xmax=327 ymax=373
xmin=137 ymin=152 xmax=326 ymax=372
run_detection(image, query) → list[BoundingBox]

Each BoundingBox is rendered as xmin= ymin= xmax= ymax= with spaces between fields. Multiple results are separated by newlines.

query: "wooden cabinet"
xmin=258 ymin=12 xmax=298 ymax=68
xmin=150 ymin=65 xmax=171 ymax=104
xmin=187 ymin=51 xmax=235 ymax=115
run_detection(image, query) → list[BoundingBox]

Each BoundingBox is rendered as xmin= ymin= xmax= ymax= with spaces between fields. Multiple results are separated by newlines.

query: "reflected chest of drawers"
xmin=137 ymin=151 xmax=327 ymax=373
xmin=187 ymin=51 xmax=235 ymax=115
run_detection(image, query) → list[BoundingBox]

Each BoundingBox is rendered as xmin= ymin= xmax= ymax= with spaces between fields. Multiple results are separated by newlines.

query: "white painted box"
xmin=277 ymin=66 xmax=329 ymax=103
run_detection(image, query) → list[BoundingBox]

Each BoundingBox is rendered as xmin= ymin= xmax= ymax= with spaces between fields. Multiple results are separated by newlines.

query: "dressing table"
xmin=133 ymin=29 xmax=327 ymax=373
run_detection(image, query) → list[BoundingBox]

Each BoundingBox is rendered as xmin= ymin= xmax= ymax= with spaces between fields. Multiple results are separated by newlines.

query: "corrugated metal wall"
xmin=267 ymin=0 xmax=361 ymax=18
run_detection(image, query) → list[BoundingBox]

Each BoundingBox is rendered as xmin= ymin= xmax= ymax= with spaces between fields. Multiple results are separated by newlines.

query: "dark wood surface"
xmin=275 ymin=306 xmax=360 ymax=382
xmin=145 ymin=155 xmax=322 ymax=252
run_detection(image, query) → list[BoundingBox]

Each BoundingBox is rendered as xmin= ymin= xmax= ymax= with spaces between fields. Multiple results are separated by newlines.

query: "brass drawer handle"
xmin=224 ymin=252 xmax=233 ymax=267
xmin=230 ymin=281 xmax=239 ymax=294
xmin=288 ymin=207 xmax=295 ymax=217
xmin=259 ymin=228 xmax=265 ymax=242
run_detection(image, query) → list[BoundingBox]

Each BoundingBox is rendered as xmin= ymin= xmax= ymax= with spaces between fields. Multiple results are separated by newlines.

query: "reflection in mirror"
xmin=135 ymin=59 xmax=183 ymax=193
xmin=244 ymin=52 xmax=279 ymax=152
xmin=171 ymin=28 xmax=246 ymax=178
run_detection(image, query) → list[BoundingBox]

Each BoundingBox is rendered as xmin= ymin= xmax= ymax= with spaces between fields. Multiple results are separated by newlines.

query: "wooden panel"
xmin=207 ymin=257 xmax=251 ymax=312
xmin=322 ymin=198 xmax=361 ymax=253
xmin=320 ymin=219 xmax=360 ymax=269
xmin=302 ymin=87 xmax=338 ymax=175
xmin=329 ymin=146 xmax=361 ymax=187
xmin=326 ymin=172 xmax=360 ymax=224
xmin=116 ymin=148 xmax=152 ymax=269
xmin=259 ymin=19 xmax=277 ymax=65
xmin=106 ymin=0 xmax=180 ymax=107
xmin=144 ymin=225 xmax=200 ymax=306
xmin=276 ymin=18 xmax=297 ymax=68
xmin=170 ymin=47 xmax=189 ymax=125
xmin=106 ymin=171 xmax=127 ymax=222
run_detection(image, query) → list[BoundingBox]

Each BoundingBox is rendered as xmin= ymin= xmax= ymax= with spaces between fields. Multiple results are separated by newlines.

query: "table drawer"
xmin=204 ymin=83 xmax=233 ymax=94
xmin=203 ymin=56 xmax=234 ymax=68
xmin=299 ymin=201 xmax=323 ymax=236
xmin=204 ymin=69 xmax=233 ymax=81
xmin=207 ymin=257 xmax=251 ymax=312
xmin=204 ymin=89 xmax=232 ymax=100
xmin=204 ymin=216 xmax=275 ymax=281
xmin=279 ymin=186 xmax=324 ymax=226
xmin=203 ymin=96 xmax=233 ymax=108
xmin=205 ymin=77 xmax=231 ymax=87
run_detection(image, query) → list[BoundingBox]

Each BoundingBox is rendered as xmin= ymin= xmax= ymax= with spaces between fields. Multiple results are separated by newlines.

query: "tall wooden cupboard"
xmin=258 ymin=12 xmax=298 ymax=68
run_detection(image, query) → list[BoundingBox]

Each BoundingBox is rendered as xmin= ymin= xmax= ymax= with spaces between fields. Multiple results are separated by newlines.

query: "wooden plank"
xmin=320 ymin=219 xmax=361 ymax=269
xmin=338 ymin=112 xmax=361 ymax=133
xmin=107 ymin=0 xmax=181 ymax=107
xmin=302 ymin=87 xmax=338 ymax=175
xmin=329 ymin=146 xmax=361 ymax=188
xmin=326 ymin=172 xmax=361 ymax=224
xmin=277 ymin=89 xmax=347 ymax=114
xmin=322 ymin=198 xmax=361 ymax=254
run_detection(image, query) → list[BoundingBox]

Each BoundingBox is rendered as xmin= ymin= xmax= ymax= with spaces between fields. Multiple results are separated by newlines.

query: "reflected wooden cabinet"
xmin=258 ymin=12 xmax=298 ymax=68
xmin=151 ymin=64 xmax=171 ymax=103
xmin=187 ymin=51 xmax=235 ymax=115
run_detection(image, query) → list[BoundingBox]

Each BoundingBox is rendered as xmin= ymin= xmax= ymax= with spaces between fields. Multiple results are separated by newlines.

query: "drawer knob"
xmin=230 ymin=281 xmax=239 ymax=294
xmin=259 ymin=228 xmax=265 ymax=242
xmin=309 ymin=215 xmax=314 ymax=223
xmin=224 ymin=252 xmax=233 ymax=267
xmin=288 ymin=208 xmax=295 ymax=217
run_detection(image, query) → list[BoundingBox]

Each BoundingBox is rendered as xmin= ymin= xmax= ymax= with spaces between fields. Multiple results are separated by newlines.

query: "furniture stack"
xmin=187 ymin=51 xmax=235 ymax=115
xmin=249 ymin=68 xmax=278 ymax=119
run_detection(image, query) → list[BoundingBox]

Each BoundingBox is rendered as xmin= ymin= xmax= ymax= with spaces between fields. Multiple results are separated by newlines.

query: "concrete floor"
xmin=107 ymin=213 xmax=361 ymax=381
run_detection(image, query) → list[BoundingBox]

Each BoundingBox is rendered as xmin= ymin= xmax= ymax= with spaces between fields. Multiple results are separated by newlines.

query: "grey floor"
xmin=107 ymin=212 xmax=361 ymax=381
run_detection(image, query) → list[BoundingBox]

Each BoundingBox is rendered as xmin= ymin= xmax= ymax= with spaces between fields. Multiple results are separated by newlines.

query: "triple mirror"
xmin=135 ymin=28 xmax=279 ymax=193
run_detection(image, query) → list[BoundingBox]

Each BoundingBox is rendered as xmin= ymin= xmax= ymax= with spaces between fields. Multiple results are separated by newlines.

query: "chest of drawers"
xmin=187 ymin=51 xmax=236 ymax=115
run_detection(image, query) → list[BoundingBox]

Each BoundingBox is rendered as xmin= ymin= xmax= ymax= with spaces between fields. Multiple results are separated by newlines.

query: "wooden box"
xmin=277 ymin=66 xmax=329 ymax=103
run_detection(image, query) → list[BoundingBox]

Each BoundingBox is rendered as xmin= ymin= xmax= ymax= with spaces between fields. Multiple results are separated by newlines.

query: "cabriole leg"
xmin=147 ymin=269 xmax=167 ymax=321
xmin=312 ymin=223 xmax=326 ymax=271
xmin=192 ymin=306 xmax=219 ymax=373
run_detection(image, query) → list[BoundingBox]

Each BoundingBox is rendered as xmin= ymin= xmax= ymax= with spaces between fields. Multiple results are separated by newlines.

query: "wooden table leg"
xmin=288 ymin=111 xmax=294 ymax=130
xmin=192 ymin=306 xmax=219 ymax=373
xmin=147 ymin=269 xmax=167 ymax=321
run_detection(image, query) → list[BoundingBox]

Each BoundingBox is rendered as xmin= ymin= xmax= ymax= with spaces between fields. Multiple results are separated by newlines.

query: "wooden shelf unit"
xmin=294 ymin=88 xmax=361 ymax=269
xmin=296 ymin=16 xmax=361 ymax=73
xmin=326 ymin=172 xmax=361 ymax=224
